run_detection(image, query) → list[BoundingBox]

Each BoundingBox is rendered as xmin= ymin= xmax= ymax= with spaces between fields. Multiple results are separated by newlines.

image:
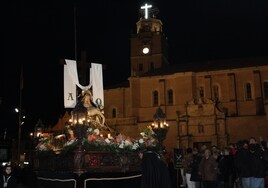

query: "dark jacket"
xmin=218 ymin=154 xmax=235 ymax=182
xmin=190 ymin=153 xmax=202 ymax=182
xmin=234 ymin=148 xmax=251 ymax=178
xmin=182 ymin=153 xmax=193 ymax=174
xmin=250 ymin=144 xmax=266 ymax=178
xmin=141 ymin=152 xmax=174 ymax=188
xmin=0 ymin=174 xmax=17 ymax=188
xmin=198 ymin=156 xmax=218 ymax=181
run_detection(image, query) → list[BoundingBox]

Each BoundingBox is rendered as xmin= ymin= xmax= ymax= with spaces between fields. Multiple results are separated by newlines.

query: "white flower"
xmin=65 ymin=139 xmax=76 ymax=146
xmin=119 ymin=143 xmax=125 ymax=148
xmin=87 ymin=127 xmax=93 ymax=132
xmin=124 ymin=140 xmax=132 ymax=146
xmin=105 ymin=138 xmax=110 ymax=144
xmin=39 ymin=144 xmax=47 ymax=151
xmin=140 ymin=132 xmax=146 ymax=137
xmin=132 ymin=143 xmax=139 ymax=150
xmin=93 ymin=129 xmax=100 ymax=135
xmin=139 ymin=138 xmax=144 ymax=144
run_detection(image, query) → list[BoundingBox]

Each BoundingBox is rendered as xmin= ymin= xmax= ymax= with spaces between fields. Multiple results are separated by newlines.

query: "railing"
xmin=33 ymin=150 xmax=141 ymax=173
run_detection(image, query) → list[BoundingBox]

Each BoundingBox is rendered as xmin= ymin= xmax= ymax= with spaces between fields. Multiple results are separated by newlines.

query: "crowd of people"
xmin=1 ymin=137 xmax=267 ymax=188
xmin=179 ymin=137 xmax=268 ymax=188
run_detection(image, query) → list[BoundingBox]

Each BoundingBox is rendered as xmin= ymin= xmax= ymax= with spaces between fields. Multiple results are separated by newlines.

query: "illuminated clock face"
xmin=142 ymin=47 xmax=150 ymax=54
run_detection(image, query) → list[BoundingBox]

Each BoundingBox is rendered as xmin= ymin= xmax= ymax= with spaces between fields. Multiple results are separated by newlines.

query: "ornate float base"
xmin=33 ymin=150 xmax=141 ymax=174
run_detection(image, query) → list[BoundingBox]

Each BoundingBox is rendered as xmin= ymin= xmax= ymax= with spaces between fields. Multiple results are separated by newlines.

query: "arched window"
xmin=198 ymin=123 xmax=204 ymax=134
xmin=150 ymin=62 xmax=154 ymax=70
xmin=199 ymin=86 xmax=204 ymax=98
xmin=212 ymin=85 xmax=219 ymax=100
xmin=153 ymin=90 xmax=158 ymax=106
xmin=264 ymin=81 xmax=268 ymax=99
xmin=112 ymin=108 xmax=117 ymax=118
xmin=139 ymin=64 xmax=143 ymax=71
xmin=167 ymin=89 xmax=173 ymax=105
xmin=245 ymin=83 xmax=252 ymax=100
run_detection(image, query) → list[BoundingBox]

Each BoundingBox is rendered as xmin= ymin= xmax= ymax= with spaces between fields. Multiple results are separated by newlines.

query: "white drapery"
xmin=64 ymin=59 xmax=104 ymax=108
xmin=64 ymin=65 xmax=76 ymax=108
xmin=65 ymin=59 xmax=92 ymax=90
xmin=91 ymin=63 xmax=104 ymax=107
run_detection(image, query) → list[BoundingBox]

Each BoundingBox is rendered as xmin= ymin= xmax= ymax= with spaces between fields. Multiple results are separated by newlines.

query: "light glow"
xmin=143 ymin=47 xmax=150 ymax=54
xmin=141 ymin=3 xmax=152 ymax=19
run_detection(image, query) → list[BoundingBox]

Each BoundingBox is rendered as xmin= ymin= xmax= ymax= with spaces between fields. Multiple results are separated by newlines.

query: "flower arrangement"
xmin=82 ymin=125 xmax=159 ymax=153
xmin=35 ymin=125 xmax=159 ymax=154
xmin=35 ymin=137 xmax=54 ymax=151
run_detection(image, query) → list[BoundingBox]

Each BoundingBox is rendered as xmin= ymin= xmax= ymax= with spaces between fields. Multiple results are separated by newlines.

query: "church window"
xmin=212 ymin=85 xmax=219 ymax=100
xmin=264 ymin=82 xmax=268 ymax=99
xmin=150 ymin=62 xmax=154 ymax=70
xmin=167 ymin=89 xmax=173 ymax=105
xmin=245 ymin=83 xmax=252 ymax=100
xmin=139 ymin=63 xmax=143 ymax=71
xmin=153 ymin=90 xmax=158 ymax=106
xmin=198 ymin=123 xmax=204 ymax=133
xmin=112 ymin=108 xmax=117 ymax=118
xmin=199 ymin=87 xmax=204 ymax=97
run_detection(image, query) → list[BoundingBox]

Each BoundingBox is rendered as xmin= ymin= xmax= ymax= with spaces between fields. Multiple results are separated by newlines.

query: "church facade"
xmin=103 ymin=6 xmax=268 ymax=151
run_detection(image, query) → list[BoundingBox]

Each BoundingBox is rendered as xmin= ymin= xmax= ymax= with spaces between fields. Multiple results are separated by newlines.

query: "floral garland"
xmin=35 ymin=125 xmax=160 ymax=154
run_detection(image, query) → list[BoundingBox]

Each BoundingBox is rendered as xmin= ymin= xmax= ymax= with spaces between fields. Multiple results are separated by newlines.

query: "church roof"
xmin=142 ymin=56 xmax=268 ymax=77
xmin=105 ymin=56 xmax=268 ymax=89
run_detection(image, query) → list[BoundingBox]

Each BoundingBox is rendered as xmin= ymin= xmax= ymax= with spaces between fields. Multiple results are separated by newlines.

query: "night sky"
xmin=1 ymin=0 xmax=268 ymax=138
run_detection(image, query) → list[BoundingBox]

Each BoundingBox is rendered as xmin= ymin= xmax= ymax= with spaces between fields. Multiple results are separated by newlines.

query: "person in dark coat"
xmin=190 ymin=147 xmax=202 ymax=188
xmin=218 ymin=147 xmax=236 ymax=188
xmin=0 ymin=164 xmax=17 ymax=188
xmin=140 ymin=151 xmax=174 ymax=188
xmin=249 ymin=142 xmax=266 ymax=188
xmin=234 ymin=139 xmax=251 ymax=188
xmin=198 ymin=149 xmax=218 ymax=188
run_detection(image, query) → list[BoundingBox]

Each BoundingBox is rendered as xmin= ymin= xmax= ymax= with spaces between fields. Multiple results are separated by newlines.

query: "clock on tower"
xmin=142 ymin=47 xmax=150 ymax=54
xmin=130 ymin=3 xmax=169 ymax=77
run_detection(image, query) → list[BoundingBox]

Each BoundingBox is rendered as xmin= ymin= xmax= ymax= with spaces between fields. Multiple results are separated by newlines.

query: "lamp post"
xmin=16 ymin=64 xmax=24 ymax=166
xmin=15 ymin=108 xmax=25 ymax=165
xmin=70 ymin=101 xmax=88 ymax=175
xmin=151 ymin=107 xmax=169 ymax=155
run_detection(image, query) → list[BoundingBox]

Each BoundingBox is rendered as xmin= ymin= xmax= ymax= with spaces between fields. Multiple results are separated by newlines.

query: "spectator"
xmin=249 ymin=138 xmax=266 ymax=188
xmin=234 ymin=139 xmax=251 ymax=188
xmin=199 ymin=149 xmax=218 ymax=188
xmin=140 ymin=151 xmax=174 ymax=188
xmin=190 ymin=147 xmax=202 ymax=188
xmin=218 ymin=147 xmax=236 ymax=188
xmin=0 ymin=164 xmax=17 ymax=188
xmin=182 ymin=147 xmax=195 ymax=188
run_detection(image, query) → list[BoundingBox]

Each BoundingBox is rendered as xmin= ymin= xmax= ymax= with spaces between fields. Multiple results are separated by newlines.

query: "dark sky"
xmin=1 ymin=0 xmax=268 ymax=138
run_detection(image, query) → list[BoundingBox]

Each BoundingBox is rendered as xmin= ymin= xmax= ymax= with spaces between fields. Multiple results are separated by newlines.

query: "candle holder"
xmin=151 ymin=107 xmax=169 ymax=155
xmin=70 ymin=101 xmax=88 ymax=175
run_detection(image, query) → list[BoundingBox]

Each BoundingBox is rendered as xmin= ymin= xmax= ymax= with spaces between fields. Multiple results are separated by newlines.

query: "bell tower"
xmin=130 ymin=3 xmax=169 ymax=77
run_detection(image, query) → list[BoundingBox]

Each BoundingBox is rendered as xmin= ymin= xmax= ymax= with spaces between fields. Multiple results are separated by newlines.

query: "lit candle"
xmin=108 ymin=133 xmax=111 ymax=138
xmin=160 ymin=122 xmax=163 ymax=128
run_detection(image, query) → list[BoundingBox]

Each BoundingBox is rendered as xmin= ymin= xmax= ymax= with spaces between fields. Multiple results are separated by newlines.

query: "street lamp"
xmin=15 ymin=108 xmax=25 ymax=165
xmin=151 ymin=107 xmax=169 ymax=154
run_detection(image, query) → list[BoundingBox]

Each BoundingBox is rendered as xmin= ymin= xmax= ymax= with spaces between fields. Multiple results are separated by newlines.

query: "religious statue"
xmin=81 ymin=89 xmax=106 ymax=128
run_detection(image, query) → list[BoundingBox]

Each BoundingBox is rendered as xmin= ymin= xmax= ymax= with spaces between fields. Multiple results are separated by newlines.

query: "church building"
xmin=103 ymin=4 xmax=268 ymax=151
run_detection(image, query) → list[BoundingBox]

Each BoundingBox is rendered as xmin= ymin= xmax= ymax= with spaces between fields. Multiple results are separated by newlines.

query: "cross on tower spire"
xmin=140 ymin=3 xmax=152 ymax=19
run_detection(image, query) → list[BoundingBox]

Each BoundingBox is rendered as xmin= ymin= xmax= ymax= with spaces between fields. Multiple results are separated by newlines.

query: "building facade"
xmin=103 ymin=7 xmax=268 ymax=152
xmin=53 ymin=5 xmax=268 ymax=152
